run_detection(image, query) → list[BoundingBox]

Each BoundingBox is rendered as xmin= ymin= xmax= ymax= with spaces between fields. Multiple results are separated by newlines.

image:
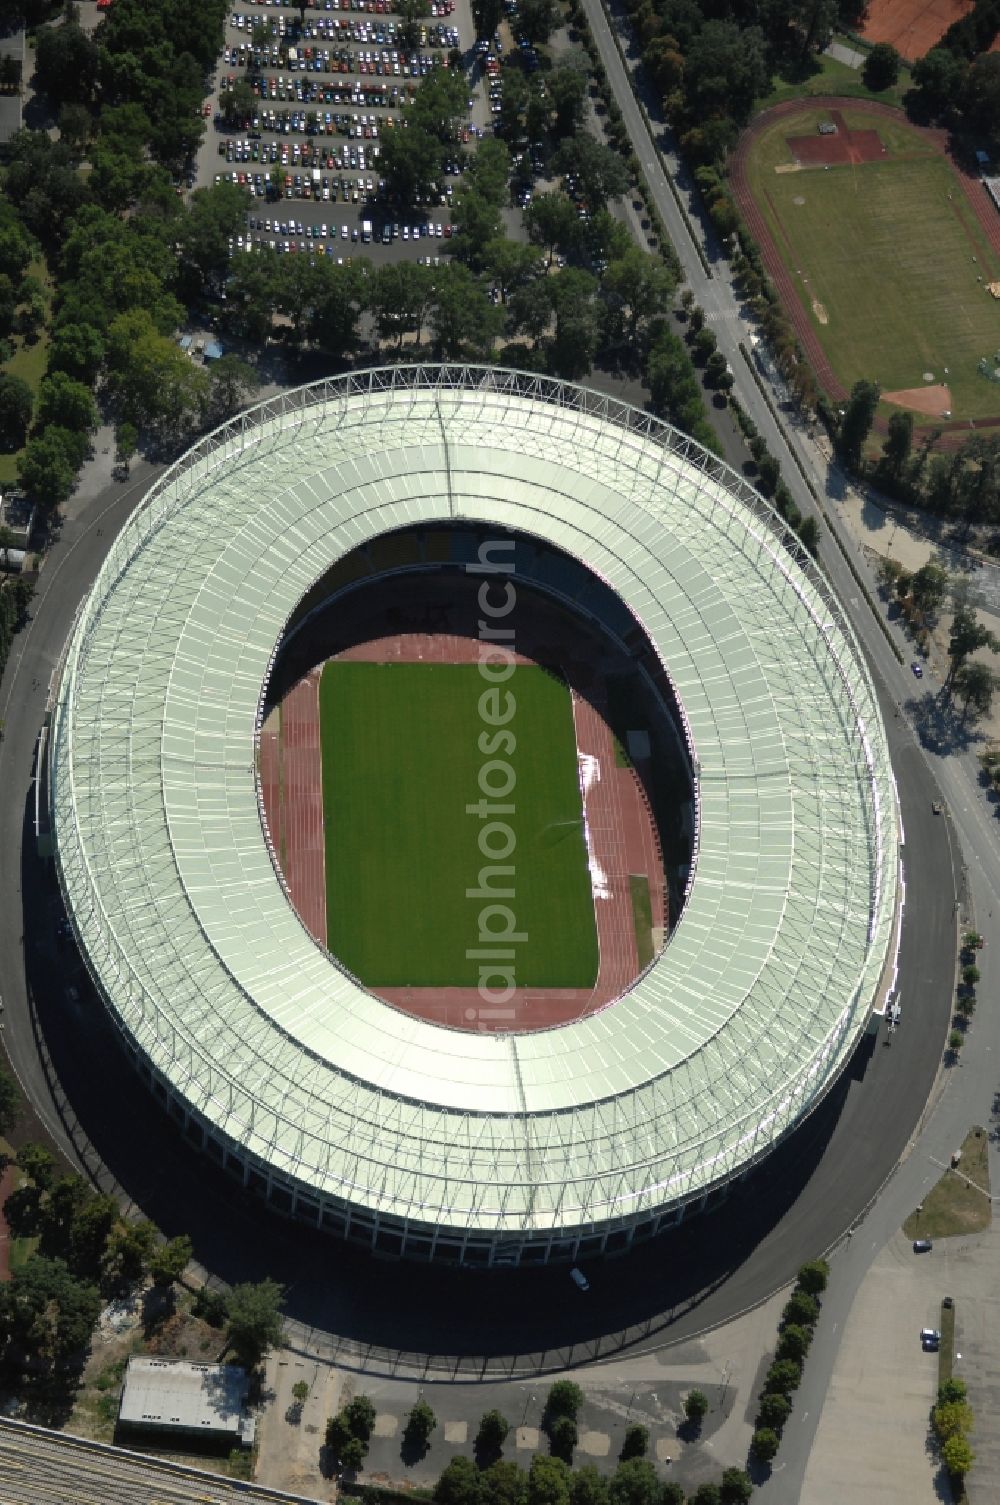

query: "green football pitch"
xmin=319 ymin=662 xmax=599 ymax=987
xmin=741 ymin=105 xmax=1000 ymax=420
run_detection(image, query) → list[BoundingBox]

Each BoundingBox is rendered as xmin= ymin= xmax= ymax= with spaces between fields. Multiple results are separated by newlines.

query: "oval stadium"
xmin=49 ymin=365 xmax=900 ymax=1267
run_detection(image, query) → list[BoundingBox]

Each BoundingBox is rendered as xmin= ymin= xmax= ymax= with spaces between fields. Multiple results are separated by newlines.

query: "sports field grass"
xmin=741 ymin=105 xmax=1000 ymax=420
xmin=319 ymin=662 xmax=598 ymax=987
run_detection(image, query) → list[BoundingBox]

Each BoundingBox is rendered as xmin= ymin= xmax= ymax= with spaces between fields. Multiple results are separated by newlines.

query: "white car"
xmin=569 ymin=1267 xmax=590 ymax=1292
xmin=341 ymin=223 xmax=348 ymax=239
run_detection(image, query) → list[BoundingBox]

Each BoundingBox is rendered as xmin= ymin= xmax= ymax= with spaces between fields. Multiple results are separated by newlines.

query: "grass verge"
xmin=902 ymin=1127 xmax=991 ymax=1239
xmin=629 ymin=874 xmax=654 ymax=968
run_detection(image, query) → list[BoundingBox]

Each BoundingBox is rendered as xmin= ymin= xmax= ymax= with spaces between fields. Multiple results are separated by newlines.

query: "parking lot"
xmin=193 ymin=0 xmax=502 ymax=266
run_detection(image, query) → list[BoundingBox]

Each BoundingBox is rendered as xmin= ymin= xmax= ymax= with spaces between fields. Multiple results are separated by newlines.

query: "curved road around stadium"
xmin=0 ymin=405 xmax=957 ymax=1379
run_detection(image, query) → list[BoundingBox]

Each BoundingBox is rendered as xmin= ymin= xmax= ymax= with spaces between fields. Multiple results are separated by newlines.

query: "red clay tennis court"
xmin=861 ymin=0 xmax=973 ymax=59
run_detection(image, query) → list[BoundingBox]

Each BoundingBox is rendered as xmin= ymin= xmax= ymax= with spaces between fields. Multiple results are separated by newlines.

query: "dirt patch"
xmin=883 ymin=382 xmax=952 ymax=415
xmin=787 ymin=117 xmax=886 ymax=167
xmin=812 ymin=299 xmax=829 ymax=324
xmin=862 ymin=0 xmax=974 ymax=60
xmin=774 ymin=162 xmax=802 ymax=174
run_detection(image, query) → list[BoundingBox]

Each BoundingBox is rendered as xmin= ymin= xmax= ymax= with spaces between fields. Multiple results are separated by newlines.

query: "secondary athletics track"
xmin=730 ymin=98 xmax=1000 ymax=441
xmin=258 ymin=586 xmax=669 ymax=1034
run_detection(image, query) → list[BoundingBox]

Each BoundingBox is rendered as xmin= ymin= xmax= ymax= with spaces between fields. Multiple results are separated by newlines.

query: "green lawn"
xmin=319 ymin=662 xmax=598 ymax=987
xmin=0 ymin=258 xmax=53 ymax=485
xmin=741 ymin=106 xmax=1000 ymax=421
xmin=759 ymin=45 xmax=912 ymax=112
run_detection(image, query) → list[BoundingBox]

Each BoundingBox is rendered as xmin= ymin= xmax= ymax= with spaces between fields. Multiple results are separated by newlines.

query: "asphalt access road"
xmin=0 ymin=444 xmax=956 ymax=1379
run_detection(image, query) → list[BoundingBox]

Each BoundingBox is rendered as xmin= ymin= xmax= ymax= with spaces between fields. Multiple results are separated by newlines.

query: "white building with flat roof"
xmin=118 ymin=1356 xmax=255 ymax=1447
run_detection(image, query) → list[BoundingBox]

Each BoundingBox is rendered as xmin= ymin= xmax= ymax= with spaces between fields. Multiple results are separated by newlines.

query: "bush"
xmin=405 ymin=1399 xmax=437 ymax=1450
xmin=949 ymin=1028 xmax=965 ymax=1051
xmin=476 ymin=1409 xmax=511 ymax=1456
xmin=757 ymin=1392 xmax=791 ymax=1430
xmin=751 ymin=1426 xmax=780 ymax=1461
xmin=941 ymin=1433 xmax=975 ymax=1477
xmin=684 ymin=1388 xmax=709 ymax=1424
xmin=545 ymin=1380 xmax=583 ymax=1421
xmin=345 ymin=1395 xmax=378 ymax=1441
xmin=763 ymin=1358 xmax=802 ymax=1396
xmin=689 ymin=1486 xmax=720 ymax=1505
xmin=796 ymin=1260 xmax=829 ymax=1295
xmin=719 ymin=1470 xmax=753 ymax=1505
xmin=776 ymin=1324 xmax=812 ymax=1363
xmin=962 ymin=965 xmax=980 ymax=987
xmin=782 ymin=1290 xmax=819 ymax=1328
xmin=435 ymin=1457 xmax=481 ymax=1505
xmin=939 ymin=1378 xmax=967 ymax=1405
xmin=548 ymin=1415 xmax=578 ymax=1463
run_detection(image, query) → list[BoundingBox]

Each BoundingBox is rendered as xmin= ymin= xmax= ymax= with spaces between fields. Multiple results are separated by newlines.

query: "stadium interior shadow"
xmin=22 ymin=764 xmax=871 ymax=1367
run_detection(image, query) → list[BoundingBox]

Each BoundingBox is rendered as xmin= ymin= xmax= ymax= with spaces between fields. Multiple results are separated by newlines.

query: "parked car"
xmin=569 ymin=1266 xmax=590 ymax=1292
xmin=920 ymin=1327 xmax=941 ymax=1350
xmin=913 ymin=1238 xmax=933 ymax=1253
xmin=911 ymin=661 xmax=923 ymax=678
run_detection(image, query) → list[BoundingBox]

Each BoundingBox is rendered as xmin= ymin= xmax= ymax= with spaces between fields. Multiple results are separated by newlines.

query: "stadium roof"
xmin=50 ymin=366 xmax=899 ymax=1239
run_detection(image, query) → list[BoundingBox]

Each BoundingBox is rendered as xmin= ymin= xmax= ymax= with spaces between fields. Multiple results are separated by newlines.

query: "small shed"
xmin=118 ymin=1356 xmax=255 ymax=1448
xmin=0 ymin=494 xmax=36 ymax=551
xmin=203 ymin=339 xmax=224 ymax=362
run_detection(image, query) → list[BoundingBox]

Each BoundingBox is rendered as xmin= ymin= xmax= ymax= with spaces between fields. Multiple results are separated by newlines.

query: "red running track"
xmin=274 ymin=668 xmax=327 ymax=947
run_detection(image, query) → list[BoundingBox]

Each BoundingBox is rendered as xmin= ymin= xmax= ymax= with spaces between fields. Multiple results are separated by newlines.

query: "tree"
xmin=601 ymin=245 xmax=678 ymax=344
xmin=606 ymin=1459 xmax=659 ymax=1505
xmin=684 ymin=21 xmax=769 ymax=128
xmin=526 ymin=1454 xmax=571 ymax=1505
xmin=435 ymin=1456 xmax=482 ymax=1505
xmin=36 ymin=371 xmax=97 ymax=435
xmin=66 ymin=1192 xmax=119 ymax=1278
xmin=955 ymin=661 xmax=997 ymax=724
xmin=0 ymin=1254 xmax=100 ymax=1365
xmin=646 ymin=327 xmax=706 ymax=433
xmin=0 ymin=373 xmax=33 ymax=450
xmin=0 ymin=1069 xmax=17 ymax=1138
xmin=909 ymin=561 xmax=948 ymax=617
xmin=704 ymin=349 xmax=731 ymax=389
xmin=208 ymin=355 xmax=260 ymax=421
xmin=344 ymin=1394 xmax=377 ymax=1440
xmin=552 ymin=135 xmax=629 ymax=213
xmin=776 ymin=1323 xmax=812 ymax=1362
xmin=689 ymin=1487 xmax=721 ymax=1505
xmin=547 ymin=267 xmax=600 ymax=379
xmin=619 ymin=1424 xmax=648 ymax=1461
xmin=381 ymin=122 xmax=445 ymax=205
xmin=684 ymin=1388 xmax=709 ymax=1424
xmin=939 ymin=1378 xmax=968 ymax=1405
xmin=114 ymin=421 xmax=138 ymax=475
xmin=464 ymin=138 xmax=512 ymax=208
xmin=58 ymin=101 xmax=92 ymax=155
xmin=225 ymin=1278 xmax=285 ymax=1368
xmin=179 ymin=181 xmax=252 ymax=282
xmin=946 ymin=603 xmax=998 ymax=690
xmin=34 ymin=23 xmax=99 ymax=106
xmin=797 ymin=514 xmax=820 ymax=555
xmin=569 ymin=1465 xmax=608 ymax=1505
xmin=17 ymin=1143 xmax=55 ymax=1191
xmin=941 ymin=1433 xmax=975 ymax=1477
xmin=782 ymin=1289 xmax=819 ymax=1327
xmin=149 ymin=1234 xmax=193 ymax=1288
xmin=404 ymin=1398 xmax=437 ymax=1453
xmin=548 ymin=54 xmax=589 ymax=135
xmin=102 ymin=1218 xmax=156 ymax=1290
xmin=481 ymin=1462 xmax=528 ymax=1505
xmin=372 ymin=261 xmax=433 ymax=349
xmin=796 ymin=1259 xmax=829 ymax=1295
xmin=292 ymin=1378 xmax=310 ymax=1406
xmin=763 ymin=1358 xmax=802 ymax=1395
xmin=50 ymin=322 xmax=105 ymax=384
xmin=477 ymin=1409 xmax=511 ymax=1458
xmin=960 ymin=53 xmax=1000 ymax=141
xmin=548 ymin=1415 xmax=577 ymax=1463
xmin=519 ymin=0 xmax=558 ymax=43
xmin=449 ymin=189 xmax=505 ymax=270
xmin=910 ymin=47 xmax=967 ymax=120
xmin=864 ymin=42 xmax=900 ymax=91
xmin=525 ymin=193 xmax=580 ymax=265
xmin=880 ymin=409 xmax=913 ymax=479
xmin=948 ymin=1027 xmax=965 ymax=1052
xmin=757 ymin=1391 xmax=791 ymax=1429
xmin=751 ymin=1426 xmax=780 ymax=1461
xmin=430 ymin=263 xmax=503 ymax=358
xmin=472 ymin=0 xmax=504 ymax=38
xmin=17 ymin=428 xmax=79 ymax=508
xmin=837 ymin=380 xmax=880 ymax=470
xmin=340 ymin=1435 xmax=367 ymax=1471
